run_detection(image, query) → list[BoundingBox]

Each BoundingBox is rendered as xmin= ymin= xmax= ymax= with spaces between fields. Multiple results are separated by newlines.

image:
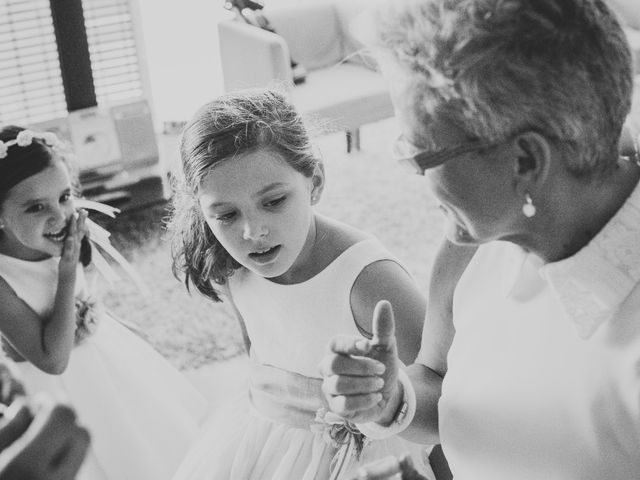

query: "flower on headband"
xmin=15 ymin=130 xmax=34 ymax=147
xmin=0 ymin=130 xmax=62 ymax=159
xmin=41 ymin=132 xmax=60 ymax=147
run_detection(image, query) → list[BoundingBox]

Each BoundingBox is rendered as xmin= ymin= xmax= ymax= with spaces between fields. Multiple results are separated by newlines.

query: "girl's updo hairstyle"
xmin=169 ymin=89 xmax=319 ymax=302
xmin=0 ymin=125 xmax=59 ymax=205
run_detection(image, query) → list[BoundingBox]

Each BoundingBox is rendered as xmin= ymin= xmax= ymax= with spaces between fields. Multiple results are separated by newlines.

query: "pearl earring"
xmin=522 ymin=193 xmax=536 ymax=218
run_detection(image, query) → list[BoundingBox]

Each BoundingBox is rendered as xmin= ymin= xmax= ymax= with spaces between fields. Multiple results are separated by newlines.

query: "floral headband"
xmin=0 ymin=130 xmax=62 ymax=159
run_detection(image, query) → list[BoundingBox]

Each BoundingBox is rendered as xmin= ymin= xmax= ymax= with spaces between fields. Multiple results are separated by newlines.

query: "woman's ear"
xmin=310 ymin=163 xmax=325 ymax=205
xmin=511 ymin=131 xmax=552 ymax=193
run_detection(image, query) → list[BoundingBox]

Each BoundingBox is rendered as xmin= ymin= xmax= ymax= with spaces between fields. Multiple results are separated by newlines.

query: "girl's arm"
xmin=0 ymin=212 xmax=87 ymax=375
xmin=350 ymin=259 xmax=426 ymax=365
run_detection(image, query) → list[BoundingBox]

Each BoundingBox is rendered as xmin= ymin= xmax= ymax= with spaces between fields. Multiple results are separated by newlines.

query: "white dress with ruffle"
xmin=174 ymin=238 xmax=434 ymax=480
xmin=0 ymin=253 xmax=207 ymax=480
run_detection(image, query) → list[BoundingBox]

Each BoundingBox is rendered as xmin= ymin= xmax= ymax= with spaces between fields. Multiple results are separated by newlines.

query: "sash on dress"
xmin=247 ymin=358 xmax=368 ymax=480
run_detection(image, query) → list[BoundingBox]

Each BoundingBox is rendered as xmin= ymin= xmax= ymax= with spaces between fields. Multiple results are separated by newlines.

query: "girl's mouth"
xmin=43 ymin=226 xmax=68 ymax=242
xmin=248 ymin=245 xmax=281 ymax=264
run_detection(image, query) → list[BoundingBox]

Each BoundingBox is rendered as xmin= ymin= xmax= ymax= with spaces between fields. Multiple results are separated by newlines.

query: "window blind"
xmin=82 ymin=0 xmax=144 ymax=106
xmin=0 ymin=0 xmax=67 ymax=126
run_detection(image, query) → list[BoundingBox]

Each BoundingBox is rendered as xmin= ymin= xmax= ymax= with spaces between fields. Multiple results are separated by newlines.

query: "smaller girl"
xmin=0 ymin=125 xmax=205 ymax=480
xmin=169 ymin=89 xmax=434 ymax=479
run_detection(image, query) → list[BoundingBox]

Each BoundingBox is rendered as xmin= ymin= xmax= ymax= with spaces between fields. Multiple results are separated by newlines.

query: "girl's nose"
xmin=50 ymin=205 xmax=69 ymax=226
xmin=242 ymin=219 xmax=269 ymax=241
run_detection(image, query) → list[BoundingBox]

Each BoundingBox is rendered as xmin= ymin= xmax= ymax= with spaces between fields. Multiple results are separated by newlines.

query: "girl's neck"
xmin=267 ymin=215 xmax=369 ymax=285
xmin=268 ymin=215 xmax=320 ymax=285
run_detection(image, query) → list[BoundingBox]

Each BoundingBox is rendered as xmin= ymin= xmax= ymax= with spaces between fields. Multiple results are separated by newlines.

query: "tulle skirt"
xmin=174 ymin=360 xmax=433 ymax=480
xmin=16 ymin=315 xmax=207 ymax=480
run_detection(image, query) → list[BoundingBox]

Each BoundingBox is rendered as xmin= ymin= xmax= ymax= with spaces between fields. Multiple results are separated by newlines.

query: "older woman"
xmin=320 ymin=0 xmax=640 ymax=479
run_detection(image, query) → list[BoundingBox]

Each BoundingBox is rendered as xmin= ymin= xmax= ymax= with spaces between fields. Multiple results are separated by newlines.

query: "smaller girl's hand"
xmin=58 ymin=210 xmax=88 ymax=278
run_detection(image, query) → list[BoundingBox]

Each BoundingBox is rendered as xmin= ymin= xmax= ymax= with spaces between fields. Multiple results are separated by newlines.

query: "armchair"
xmin=217 ymin=1 xmax=394 ymax=152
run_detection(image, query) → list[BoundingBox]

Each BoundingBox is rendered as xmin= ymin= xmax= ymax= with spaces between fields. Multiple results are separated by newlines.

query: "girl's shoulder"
xmin=313 ymin=215 xmax=376 ymax=266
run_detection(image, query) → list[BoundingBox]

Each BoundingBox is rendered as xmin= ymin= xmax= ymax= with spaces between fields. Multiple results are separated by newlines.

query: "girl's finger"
xmin=318 ymin=354 xmax=385 ymax=377
xmin=322 ymin=374 xmax=385 ymax=396
xmin=329 ymin=336 xmax=372 ymax=356
xmin=326 ymin=392 xmax=383 ymax=418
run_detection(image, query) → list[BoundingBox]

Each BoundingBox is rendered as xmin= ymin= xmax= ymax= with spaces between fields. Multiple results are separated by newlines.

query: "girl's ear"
xmin=310 ymin=163 xmax=325 ymax=205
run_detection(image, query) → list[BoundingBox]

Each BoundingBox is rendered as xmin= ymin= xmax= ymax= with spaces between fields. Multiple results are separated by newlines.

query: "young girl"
xmin=0 ymin=125 xmax=206 ymax=480
xmin=169 ymin=89 xmax=434 ymax=479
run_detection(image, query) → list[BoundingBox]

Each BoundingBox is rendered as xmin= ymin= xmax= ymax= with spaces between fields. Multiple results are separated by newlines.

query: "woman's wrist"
xmin=377 ymin=379 xmax=405 ymax=426
xmin=356 ymin=369 xmax=417 ymax=439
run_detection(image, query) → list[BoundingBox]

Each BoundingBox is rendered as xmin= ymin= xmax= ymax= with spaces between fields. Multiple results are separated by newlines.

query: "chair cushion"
xmin=290 ymin=63 xmax=394 ymax=130
xmin=265 ymin=3 xmax=344 ymax=71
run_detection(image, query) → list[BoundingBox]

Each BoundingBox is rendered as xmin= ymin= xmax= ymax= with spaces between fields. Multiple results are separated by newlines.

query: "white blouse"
xmin=430 ymin=181 xmax=640 ymax=479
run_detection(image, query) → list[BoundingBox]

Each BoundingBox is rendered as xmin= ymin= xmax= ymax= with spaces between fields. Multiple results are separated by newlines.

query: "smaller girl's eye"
xmin=26 ymin=204 xmax=44 ymax=213
xmin=264 ymin=196 xmax=286 ymax=208
xmin=60 ymin=192 xmax=71 ymax=203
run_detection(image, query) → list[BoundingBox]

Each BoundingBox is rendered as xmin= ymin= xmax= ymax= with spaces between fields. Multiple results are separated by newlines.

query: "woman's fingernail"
xmin=374 ymin=362 xmax=386 ymax=374
xmin=374 ymin=378 xmax=385 ymax=389
xmin=355 ymin=340 xmax=369 ymax=351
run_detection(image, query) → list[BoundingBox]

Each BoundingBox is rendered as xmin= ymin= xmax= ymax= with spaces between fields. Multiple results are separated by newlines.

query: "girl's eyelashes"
xmin=60 ymin=192 xmax=72 ymax=203
xmin=211 ymin=195 xmax=288 ymax=224
xmin=215 ymin=211 xmax=237 ymax=224
xmin=25 ymin=203 xmax=44 ymax=213
xmin=263 ymin=195 xmax=286 ymax=208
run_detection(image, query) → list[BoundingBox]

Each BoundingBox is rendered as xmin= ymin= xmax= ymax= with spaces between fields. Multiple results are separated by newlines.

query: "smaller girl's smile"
xmin=0 ymin=160 xmax=75 ymax=260
xmin=43 ymin=223 xmax=70 ymax=243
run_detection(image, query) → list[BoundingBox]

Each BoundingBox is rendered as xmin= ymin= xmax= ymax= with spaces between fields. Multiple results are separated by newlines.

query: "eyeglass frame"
xmin=392 ymin=134 xmax=506 ymax=175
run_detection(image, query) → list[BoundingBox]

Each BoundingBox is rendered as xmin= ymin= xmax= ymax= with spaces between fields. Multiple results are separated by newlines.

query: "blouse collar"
xmin=538 ymin=179 xmax=640 ymax=338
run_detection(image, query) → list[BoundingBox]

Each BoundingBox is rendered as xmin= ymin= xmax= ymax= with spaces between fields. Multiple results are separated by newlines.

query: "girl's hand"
xmin=320 ymin=301 xmax=403 ymax=424
xmin=58 ymin=210 xmax=88 ymax=278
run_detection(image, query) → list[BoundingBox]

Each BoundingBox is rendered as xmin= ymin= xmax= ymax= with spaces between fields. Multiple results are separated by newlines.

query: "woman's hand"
xmin=319 ymin=300 xmax=404 ymax=425
xmin=58 ymin=210 xmax=88 ymax=279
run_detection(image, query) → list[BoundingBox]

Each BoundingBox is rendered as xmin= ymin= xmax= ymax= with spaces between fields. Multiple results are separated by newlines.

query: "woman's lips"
xmin=248 ymin=245 xmax=281 ymax=264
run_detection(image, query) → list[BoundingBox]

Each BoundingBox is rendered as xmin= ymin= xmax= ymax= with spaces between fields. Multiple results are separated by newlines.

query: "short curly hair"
xmin=368 ymin=0 xmax=634 ymax=178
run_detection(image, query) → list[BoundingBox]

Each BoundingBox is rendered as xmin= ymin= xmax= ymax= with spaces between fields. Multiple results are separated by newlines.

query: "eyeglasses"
xmin=392 ymin=134 xmax=501 ymax=175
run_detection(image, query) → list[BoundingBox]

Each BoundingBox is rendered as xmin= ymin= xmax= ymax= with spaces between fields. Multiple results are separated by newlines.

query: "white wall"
xmin=134 ymin=0 xmax=307 ymax=125
xmin=135 ymin=0 xmax=233 ymax=124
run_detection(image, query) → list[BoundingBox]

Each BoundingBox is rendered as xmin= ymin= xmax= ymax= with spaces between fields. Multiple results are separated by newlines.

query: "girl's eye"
xmin=26 ymin=204 xmax=44 ymax=213
xmin=215 ymin=212 xmax=236 ymax=223
xmin=60 ymin=192 xmax=71 ymax=203
xmin=264 ymin=196 xmax=286 ymax=208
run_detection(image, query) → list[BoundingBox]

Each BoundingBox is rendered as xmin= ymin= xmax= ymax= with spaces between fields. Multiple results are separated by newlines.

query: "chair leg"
xmin=346 ymin=129 xmax=361 ymax=153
